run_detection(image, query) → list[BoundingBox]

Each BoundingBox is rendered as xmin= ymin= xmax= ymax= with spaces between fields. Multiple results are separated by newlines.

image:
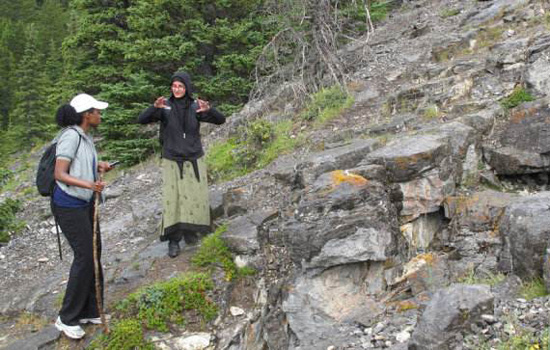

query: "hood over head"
xmin=170 ymin=72 xmax=193 ymax=99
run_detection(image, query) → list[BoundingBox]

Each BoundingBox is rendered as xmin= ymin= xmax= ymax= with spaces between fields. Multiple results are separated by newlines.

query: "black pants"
xmin=167 ymin=229 xmax=198 ymax=245
xmin=54 ymin=204 xmax=103 ymax=326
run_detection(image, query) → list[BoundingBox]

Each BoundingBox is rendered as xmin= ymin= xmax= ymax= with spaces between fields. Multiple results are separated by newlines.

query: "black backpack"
xmin=35 ymin=127 xmax=81 ymax=260
xmin=36 ymin=127 xmax=81 ymax=196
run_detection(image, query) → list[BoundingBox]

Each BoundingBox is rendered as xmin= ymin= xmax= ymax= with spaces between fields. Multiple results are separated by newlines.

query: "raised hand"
xmin=196 ymin=98 xmax=211 ymax=113
xmin=153 ymin=96 xmax=168 ymax=109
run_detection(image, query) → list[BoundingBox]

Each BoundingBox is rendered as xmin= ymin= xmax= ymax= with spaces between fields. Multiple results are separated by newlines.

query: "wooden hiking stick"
xmin=92 ymin=173 xmax=109 ymax=333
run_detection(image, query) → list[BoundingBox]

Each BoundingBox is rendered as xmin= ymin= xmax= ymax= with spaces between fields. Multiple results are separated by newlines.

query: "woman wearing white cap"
xmin=52 ymin=93 xmax=113 ymax=339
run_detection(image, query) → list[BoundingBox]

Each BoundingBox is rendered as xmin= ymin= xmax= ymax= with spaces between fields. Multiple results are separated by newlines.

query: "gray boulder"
xmin=298 ymin=138 xmax=380 ymax=187
xmin=363 ymin=135 xmax=451 ymax=183
xmin=464 ymin=0 xmax=529 ymax=26
xmin=484 ymin=100 xmax=550 ymax=175
xmin=222 ymin=210 xmax=278 ymax=255
xmin=483 ymin=145 xmax=550 ymax=175
xmin=283 ymin=177 xmax=399 ymax=269
xmin=5 ymin=325 xmax=59 ymax=350
xmin=283 ymin=266 xmax=385 ymax=350
xmin=498 ymin=192 xmax=550 ymax=279
xmin=526 ymin=35 xmax=550 ymax=96
xmin=409 ymin=284 xmax=494 ymax=350
xmin=443 ymin=190 xmax=517 ymax=232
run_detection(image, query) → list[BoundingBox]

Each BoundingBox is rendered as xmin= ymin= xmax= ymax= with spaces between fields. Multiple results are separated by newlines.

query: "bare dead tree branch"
xmin=251 ymin=0 xmax=377 ymax=106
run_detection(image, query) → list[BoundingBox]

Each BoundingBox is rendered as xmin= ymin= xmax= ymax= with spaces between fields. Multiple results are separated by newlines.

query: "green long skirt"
xmin=160 ymin=158 xmax=211 ymax=241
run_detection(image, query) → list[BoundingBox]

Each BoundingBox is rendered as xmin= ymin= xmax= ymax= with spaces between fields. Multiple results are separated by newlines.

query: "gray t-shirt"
xmin=55 ymin=126 xmax=98 ymax=202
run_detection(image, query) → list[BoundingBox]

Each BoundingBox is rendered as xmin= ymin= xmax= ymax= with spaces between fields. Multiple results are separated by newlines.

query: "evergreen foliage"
xmin=0 ymin=0 xmax=68 ymax=165
xmin=10 ymin=24 xmax=52 ymax=143
xmin=0 ymin=0 xmax=389 ymax=167
xmin=500 ymin=87 xmax=535 ymax=110
xmin=114 ymin=273 xmax=217 ymax=332
xmin=0 ymin=198 xmax=23 ymax=243
xmin=89 ymin=319 xmax=154 ymax=350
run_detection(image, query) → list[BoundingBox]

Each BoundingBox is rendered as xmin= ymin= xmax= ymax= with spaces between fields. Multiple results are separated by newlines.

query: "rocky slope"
xmin=3 ymin=0 xmax=550 ymax=349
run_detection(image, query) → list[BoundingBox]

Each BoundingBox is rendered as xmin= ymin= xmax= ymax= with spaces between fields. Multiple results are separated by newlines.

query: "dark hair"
xmin=55 ymin=104 xmax=82 ymax=127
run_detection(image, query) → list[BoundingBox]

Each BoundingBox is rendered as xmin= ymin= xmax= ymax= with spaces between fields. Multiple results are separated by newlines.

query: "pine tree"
xmin=61 ymin=0 xmax=131 ymax=94
xmin=0 ymin=19 xmax=15 ymax=130
xmin=10 ymin=23 xmax=50 ymax=144
xmin=44 ymin=39 xmax=67 ymax=110
xmin=124 ymin=0 xmax=272 ymax=114
xmin=34 ymin=0 xmax=70 ymax=53
xmin=59 ymin=0 xmax=275 ymax=164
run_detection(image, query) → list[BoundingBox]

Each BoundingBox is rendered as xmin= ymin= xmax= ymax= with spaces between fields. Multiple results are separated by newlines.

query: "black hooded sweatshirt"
xmin=138 ymin=72 xmax=226 ymax=167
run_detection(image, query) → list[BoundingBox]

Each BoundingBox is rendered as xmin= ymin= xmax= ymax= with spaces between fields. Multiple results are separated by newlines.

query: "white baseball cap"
xmin=70 ymin=93 xmax=109 ymax=113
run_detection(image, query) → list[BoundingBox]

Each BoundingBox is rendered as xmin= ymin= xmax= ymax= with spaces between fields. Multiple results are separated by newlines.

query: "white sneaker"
xmin=79 ymin=314 xmax=111 ymax=324
xmin=55 ymin=316 xmax=85 ymax=339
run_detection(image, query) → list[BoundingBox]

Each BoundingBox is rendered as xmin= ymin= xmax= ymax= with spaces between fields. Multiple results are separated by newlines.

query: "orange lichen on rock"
xmin=395 ymin=300 xmax=419 ymax=313
xmin=331 ymin=170 xmax=368 ymax=187
xmin=410 ymin=252 xmax=435 ymax=265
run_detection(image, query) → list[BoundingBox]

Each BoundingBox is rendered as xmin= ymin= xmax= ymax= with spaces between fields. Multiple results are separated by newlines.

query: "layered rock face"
xmin=5 ymin=0 xmax=550 ymax=350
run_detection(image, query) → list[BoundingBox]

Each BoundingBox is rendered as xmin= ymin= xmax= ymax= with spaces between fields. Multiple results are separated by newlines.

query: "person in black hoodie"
xmin=138 ymin=72 xmax=226 ymax=257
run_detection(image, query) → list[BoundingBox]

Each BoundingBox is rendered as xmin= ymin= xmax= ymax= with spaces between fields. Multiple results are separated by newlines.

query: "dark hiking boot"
xmin=168 ymin=240 xmax=180 ymax=258
xmin=183 ymin=232 xmax=199 ymax=245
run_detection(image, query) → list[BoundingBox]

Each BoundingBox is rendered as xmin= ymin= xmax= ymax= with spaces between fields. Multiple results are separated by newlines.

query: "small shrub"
xmin=233 ymin=119 xmax=275 ymax=168
xmin=256 ymin=120 xmax=299 ymax=168
xmin=520 ymin=277 xmax=547 ymax=301
xmin=472 ymin=324 xmax=550 ymax=350
xmin=458 ymin=269 xmax=505 ymax=286
xmin=192 ymin=224 xmax=238 ymax=280
xmin=0 ymin=168 xmax=13 ymax=189
xmin=115 ymin=273 xmax=217 ymax=332
xmin=475 ymin=26 xmax=505 ymax=50
xmin=246 ymin=119 xmax=274 ymax=148
xmin=500 ymin=87 xmax=535 ymax=110
xmin=238 ymin=266 xmax=257 ymax=277
xmin=88 ymin=318 xmax=154 ymax=350
xmin=300 ymin=86 xmax=354 ymax=125
xmin=206 ymin=138 xmax=244 ymax=183
xmin=422 ymin=105 xmax=441 ymax=121
xmin=207 ymin=120 xmax=301 ymax=182
xmin=0 ymin=198 xmax=24 ymax=243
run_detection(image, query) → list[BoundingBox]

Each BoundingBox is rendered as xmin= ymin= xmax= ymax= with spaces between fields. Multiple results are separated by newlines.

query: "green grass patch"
xmin=206 ymin=119 xmax=301 ymax=183
xmin=475 ymin=26 xmax=505 ymax=50
xmin=497 ymin=330 xmax=549 ymax=350
xmin=192 ymin=224 xmax=237 ymax=280
xmin=457 ymin=269 xmax=506 ymax=286
xmin=88 ymin=319 xmax=154 ymax=350
xmin=206 ymin=138 xmax=246 ymax=183
xmin=114 ymin=273 xmax=217 ymax=332
xmin=422 ymin=105 xmax=441 ymax=121
xmin=0 ymin=198 xmax=25 ymax=243
xmin=520 ymin=277 xmax=548 ymax=301
xmin=300 ymin=86 xmax=354 ymax=125
xmin=473 ymin=325 xmax=550 ymax=350
xmin=500 ymin=87 xmax=535 ymax=110
xmin=192 ymin=224 xmax=256 ymax=281
xmin=256 ymin=120 xmax=299 ymax=168
xmin=0 ymin=168 xmax=13 ymax=190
